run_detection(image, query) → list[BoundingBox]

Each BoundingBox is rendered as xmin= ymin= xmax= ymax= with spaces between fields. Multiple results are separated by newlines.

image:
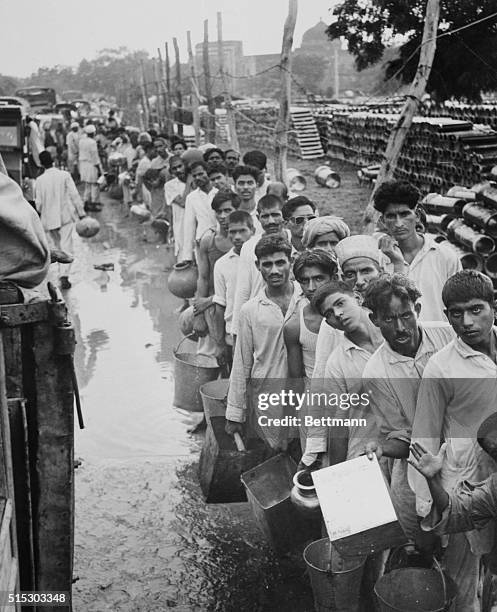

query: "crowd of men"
xmin=8 ymin=116 xmax=497 ymax=611
xmin=168 ymin=150 xmax=495 ymax=611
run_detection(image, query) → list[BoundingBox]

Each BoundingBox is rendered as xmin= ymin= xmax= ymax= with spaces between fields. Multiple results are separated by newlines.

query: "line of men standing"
xmin=179 ymin=173 xmax=494 ymax=612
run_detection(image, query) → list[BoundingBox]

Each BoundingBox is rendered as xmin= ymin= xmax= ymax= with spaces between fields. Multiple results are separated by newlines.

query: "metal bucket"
xmin=374 ymin=565 xmax=457 ymax=612
xmin=287 ymin=168 xmax=307 ymax=192
xmin=241 ymin=454 xmax=320 ymax=554
xmin=173 ymin=336 xmax=220 ymax=412
xmin=200 ymin=378 xmax=229 ymax=422
xmin=303 ymin=538 xmax=366 ymax=612
xmin=198 ymin=416 xmax=270 ymax=503
xmin=314 ymin=165 xmax=341 ymax=189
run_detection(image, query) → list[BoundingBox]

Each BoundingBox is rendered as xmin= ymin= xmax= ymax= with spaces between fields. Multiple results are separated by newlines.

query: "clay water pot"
xmin=168 ymin=261 xmax=198 ymax=299
xmin=76 ymin=216 xmax=100 ymax=238
xmin=290 ymin=469 xmax=320 ymax=516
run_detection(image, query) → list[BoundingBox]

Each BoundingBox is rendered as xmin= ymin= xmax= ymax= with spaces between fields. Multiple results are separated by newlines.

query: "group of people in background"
xmin=21 ymin=113 xmax=497 ymax=611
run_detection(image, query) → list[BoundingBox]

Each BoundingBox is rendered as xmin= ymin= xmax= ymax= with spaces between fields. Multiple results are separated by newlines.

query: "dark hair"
xmin=171 ymin=137 xmax=187 ymax=149
xmin=477 ymin=413 xmax=497 ymax=460
xmin=203 ymin=147 xmax=225 ymax=162
xmin=143 ymin=168 xmax=164 ymax=187
xmin=227 ymin=209 xmax=254 ymax=230
xmin=282 ymin=196 xmax=316 ymax=220
xmin=373 ymin=180 xmax=420 ymax=213
xmin=207 ymin=162 xmax=227 ymax=176
xmin=442 ymin=270 xmax=494 ymax=309
xmin=189 ymin=160 xmax=208 ymax=173
xmin=224 ymin=148 xmax=240 ymax=158
xmin=141 ymin=142 xmax=155 ymax=153
xmin=257 ymin=193 xmax=284 ymax=212
xmin=148 ymin=129 xmax=158 ymax=139
xmin=169 ymin=154 xmax=184 ymax=167
xmin=211 ymin=191 xmax=241 ymax=211
xmin=39 ymin=150 xmax=53 ymax=168
xmin=293 ymin=249 xmax=338 ymax=282
xmin=255 ymin=234 xmax=292 ymax=261
xmin=311 ymin=280 xmax=355 ymax=314
xmin=232 ymin=165 xmax=259 ymax=183
xmin=243 ymin=150 xmax=267 ymax=170
xmin=363 ymin=273 xmax=422 ymax=317
xmin=267 ymin=181 xmax=288 ymax=201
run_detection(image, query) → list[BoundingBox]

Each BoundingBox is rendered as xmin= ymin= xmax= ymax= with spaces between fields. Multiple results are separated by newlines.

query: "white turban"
xmin=84 ymin=124 xmax=96 ymax=134
xmin=302 ymin=216 xmax=351 ymax=249
xmin=334 ymin=235 xmax=382 ymax=267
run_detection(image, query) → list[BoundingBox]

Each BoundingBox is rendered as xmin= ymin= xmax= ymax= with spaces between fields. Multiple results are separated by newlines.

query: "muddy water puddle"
xmin=68 ymin=201 xmax=313 ymax=611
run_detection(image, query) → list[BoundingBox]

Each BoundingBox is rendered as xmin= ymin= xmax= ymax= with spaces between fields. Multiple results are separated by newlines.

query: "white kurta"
xmin=226 ymin=282 xmax=302 ymax=448
xmin=78 ymin=135 xmax=101 ymax=183
xmin=35 ymin=167 xmax=85 ymax=230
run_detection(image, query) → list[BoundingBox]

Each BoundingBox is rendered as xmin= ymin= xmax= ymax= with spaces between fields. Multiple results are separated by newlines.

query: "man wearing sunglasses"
xmin=282 ymin=196 xmax=317 ymax=252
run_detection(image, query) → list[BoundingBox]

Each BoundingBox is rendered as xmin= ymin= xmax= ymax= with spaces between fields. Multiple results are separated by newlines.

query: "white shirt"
xmin=34 ymin=167 xmax=85 ymax=230
xmin=78 ymin=134 xmax=100 ymax=165
xmin=311 ymin=318 xmax=344 ymax=379
xmin=385 ymin=234 xmax=462 ymax=321
xmin=409 ymin=329 xmax=497 ymax=554
xmin=231 ymin=229 xmax=295 ymax=335
xmin=181 ymin=187 xmax=217 ymax=261
xmin=226 ymin=281 xmax=302 ymax=448
xmin=213 ymin=247 xmax=239 ymax=336
xmin=66 ymin=131 xmax=80 ymax=160
xmin=164 ymin=177 xmax=185 ymax=206
xmin=255 ymin=176 xmax=271 ymax=203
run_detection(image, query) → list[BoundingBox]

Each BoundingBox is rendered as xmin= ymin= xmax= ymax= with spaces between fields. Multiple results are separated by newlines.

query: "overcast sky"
xmin=0 ymin=0 xmax=336 ymax=77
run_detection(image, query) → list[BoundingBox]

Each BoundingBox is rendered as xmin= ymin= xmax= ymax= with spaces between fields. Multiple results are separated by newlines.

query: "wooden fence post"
xmin=362 ymin=0 xmax=440 ymax=232
xmin=274 ymin=0 xmax=298 ymax=183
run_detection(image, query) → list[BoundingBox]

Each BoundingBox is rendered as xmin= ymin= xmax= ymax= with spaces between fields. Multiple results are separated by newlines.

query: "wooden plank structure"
xmin=0 ymin=282 xmax=75 ymax=611
xmin=290 ymin=107 xmax=324 ymax=159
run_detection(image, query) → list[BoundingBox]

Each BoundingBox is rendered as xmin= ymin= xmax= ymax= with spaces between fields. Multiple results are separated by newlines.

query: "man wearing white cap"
xmin=78 ymin=124 xmax=103 ymax=211
xmin=312 ymin=234 xmax=386 ymax=381
xmin=66 ymin=122 xmax=80 ymax=181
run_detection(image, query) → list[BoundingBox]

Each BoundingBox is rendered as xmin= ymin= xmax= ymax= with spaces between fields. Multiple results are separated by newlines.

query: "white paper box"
xmin=312 ymin=455 xmax=406 ymax=556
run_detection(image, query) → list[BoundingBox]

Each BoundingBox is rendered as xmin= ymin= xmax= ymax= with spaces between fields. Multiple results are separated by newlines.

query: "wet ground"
xmin=66 ymin=158 xmax=370 ymax=611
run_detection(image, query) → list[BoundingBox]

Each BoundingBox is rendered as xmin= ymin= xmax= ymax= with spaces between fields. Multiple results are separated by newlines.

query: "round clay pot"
xmin=75 ymin=217 xmax=100 ymax=238
xmin=168 ymin=261 xmax=198 ymax=299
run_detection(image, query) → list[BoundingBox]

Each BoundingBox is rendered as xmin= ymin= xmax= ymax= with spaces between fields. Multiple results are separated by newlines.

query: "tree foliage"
xmin=327 ymin=0 xmax=497 ymax=101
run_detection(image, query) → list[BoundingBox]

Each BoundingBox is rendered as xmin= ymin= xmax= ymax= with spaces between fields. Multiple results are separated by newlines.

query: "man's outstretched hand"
xmin=408 ymin=442 xmax=447 ymax=479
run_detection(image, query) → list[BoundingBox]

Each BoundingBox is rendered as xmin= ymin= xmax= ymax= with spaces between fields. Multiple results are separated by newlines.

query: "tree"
xmin=327 ymin=0 xmax=497 ymax=101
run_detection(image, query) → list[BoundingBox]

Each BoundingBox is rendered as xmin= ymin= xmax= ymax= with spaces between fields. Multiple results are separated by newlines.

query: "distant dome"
xmin=301 ymin=20 xmax=329 ymax=48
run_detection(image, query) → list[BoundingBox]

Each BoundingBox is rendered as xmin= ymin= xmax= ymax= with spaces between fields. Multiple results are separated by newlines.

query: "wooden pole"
xmin=334 ymin=45 xmax=340 ymax=98
xmin=162 ymin=44 xmax=173 ymax=133
xmin=362 ymin=0 xmax=440 ymax=232
xmin=274 ymin=0 xmax=298 ymax=183
xmin=187 ymin=30 xmax=201 ymax=147
xmin=217 ymin=11 xmax=239 ymax=151
xmin=173 ymin=37 xmax=183 ymax=136
xmin=152 ymin=58 xmax=162 ymax=129
xmin=140 ymin=60 xmax=151 ymax=128
xmin=203 ymin=19 xmax=216 ymax=143
xmin=157 ymin=47 xmax=169 ymax=131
